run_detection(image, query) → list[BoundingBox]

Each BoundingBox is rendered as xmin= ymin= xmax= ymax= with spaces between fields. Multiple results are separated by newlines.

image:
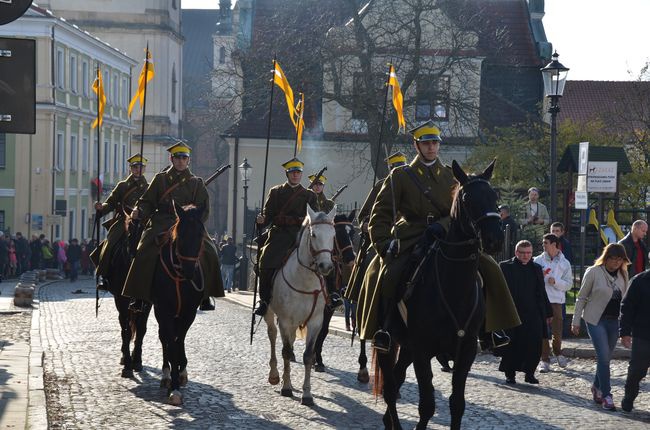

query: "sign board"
xmin=578 ymin=142 xmax=589 ymax=175
xmin=45 ymin=214 xmax=62 ymax=226
xmin=587 ymin=161 xmax=617 ymax=193
xmin=575 ymin=191 xmax=588 ymax=210
xmin=0 ymin=0 xmax=33 ymax=25
xmin=31 ymin=214 xmax=42 ymax=230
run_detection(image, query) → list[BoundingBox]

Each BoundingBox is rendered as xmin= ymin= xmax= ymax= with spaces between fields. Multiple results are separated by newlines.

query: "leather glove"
xmin=425 ymin=222 xmax=446 ymax=242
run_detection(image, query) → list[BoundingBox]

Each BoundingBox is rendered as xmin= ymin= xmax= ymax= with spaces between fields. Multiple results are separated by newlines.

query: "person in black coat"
xmin=498 ymin=240 xmax=553 ymax=384
xmin=619 ymin=220 xmax=648 ymax=278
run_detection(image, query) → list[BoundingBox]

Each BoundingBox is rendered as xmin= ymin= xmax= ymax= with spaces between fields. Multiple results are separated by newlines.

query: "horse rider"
xmin=309 ymin=172 xmax=343 ymax=309
xmin=254 ymin=158 xmax=318 ymax=317
xmin=90 ymin=153 xmax=149 ymax=287
xmin=346 ymin=151 xmax=407 ymax=304
xmin=122 ymin=141 xmax=224 ymax=310
xmin=359 ymin=120 xmax=520 ymax=352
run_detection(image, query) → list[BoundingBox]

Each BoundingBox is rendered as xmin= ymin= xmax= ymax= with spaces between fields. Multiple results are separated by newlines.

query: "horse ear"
xmin=348 ymin=209 xmax=356 ymax=222
xmin=451 ymin=160 xmax=468 ymax=185
xmin=481 ymin=158 xmax=496 ymax=180
xmin=306 ymin=204 xmax=316 ymax=221
xmin=327 ymin=205 xmax=337 ymax=220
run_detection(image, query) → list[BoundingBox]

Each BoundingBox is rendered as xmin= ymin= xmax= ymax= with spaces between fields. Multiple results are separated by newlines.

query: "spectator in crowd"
xmin=619 ymin=220 xmax=648 ymax=278
xmin=66 ymin=239 xmax=82 ymax=282
xmin=219 ymin=237 xmax=238 ymax=293
xmin=520 ymin=187 xmax=550 ymax=226
xmin=7 ymin=239 xmax=17 ymax=278
xmin=572 ymin=243 xmax=629 ymax=411
xmin=14 ymin=232 xmax=30 ymax=275
xmin=56 ymin=240 xmax=67 ymax=277
xmin=620 ymin=267 xmax=650 ymax=412
xmin=0 ymin=232 xmax=8 ymax=280
xmin=499 ymin=240 xmax=552 ymax=384
xmin=550 ymin=222 xmax=573 ymax=264
xmin=80 ymin=240 xmax=92 ymax=276
xmin=499 ymin=205 xmax=519 ymax=251
xmin=534 ymin=233 xmax=573 ymax=373
xmin=41 ymin=239 xmax=54 ymax=269
xmin=29 ymin=234 xmax=42 ymax=271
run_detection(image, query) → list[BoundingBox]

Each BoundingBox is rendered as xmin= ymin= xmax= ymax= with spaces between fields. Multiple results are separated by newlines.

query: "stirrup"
xmin=480 ymin=330 xmax=510 ymax=352
xmin=254 ymin=301 xmax=268 ymax=317
xmin=372 ymin=330 xmax=391 ymax=353
xmin=96 ymin=276 xmax=109 ymax=291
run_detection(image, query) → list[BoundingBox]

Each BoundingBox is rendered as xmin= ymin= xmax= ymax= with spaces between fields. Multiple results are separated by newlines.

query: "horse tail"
xmin=371 ymin=348 xmax=383 ymax=398
xmin=296 ymin=325 xmax=307 ymax=340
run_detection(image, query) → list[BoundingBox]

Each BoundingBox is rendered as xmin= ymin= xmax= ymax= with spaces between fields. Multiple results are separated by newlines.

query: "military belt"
xmin=273 ymin=215 xmax=304 ymax=226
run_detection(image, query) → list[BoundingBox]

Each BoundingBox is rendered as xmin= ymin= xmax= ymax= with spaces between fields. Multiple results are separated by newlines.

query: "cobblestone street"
xmin=37 ymin=279 xmax=650 ymax=429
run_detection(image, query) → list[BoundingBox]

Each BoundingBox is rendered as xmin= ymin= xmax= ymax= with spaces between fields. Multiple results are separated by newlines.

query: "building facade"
xmin=0 ymin=5 xmax=136 ymax=240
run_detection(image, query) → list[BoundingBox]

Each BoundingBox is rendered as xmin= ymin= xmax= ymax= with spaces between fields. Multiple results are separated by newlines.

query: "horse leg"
xmin=357 ymin=338 xmax=369 ymax=383
xmin=377 ymin=344 xmax=402 ymax=430
xmin=412 ymin=353 xmax=435 ymax=430
xmin=155 ymin=306 xmax=172 ymax=390
xmin=264 ymin=311 xmax=280 ymax=386
xmin=394 ymin=344 xmax=413 ymax=398
xmin=177 ymin=299 xmax=199 ymax=388
xmin=278 ymin=320 xmax=294 ymax=397
xmin=449 ymin=340 xmax=476 ymax=430
xmin=131 ymin=303 xmax=152 ymax=372
xmin=115 ymin=296 xmax=133 ymax=378
xmin=313 ymin=306 xmax=334 ymax=372
xmin=301 ymin=316 xmax=323 ymax=406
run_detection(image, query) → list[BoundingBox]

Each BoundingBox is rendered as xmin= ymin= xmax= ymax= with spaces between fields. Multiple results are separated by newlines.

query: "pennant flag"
xmin=588 ymin=209 xmax=608 ymax=244
xmin=295 ymin=93 xmax=305 ymax=154
xmin=388 ymin=64 xmax=406 ymax=131
xmin=128 ymin=49 xmax=155 ymax=117
xmin=91 ymin=69 xmax=106 ymax=129
xmin=273 ymin=61 xmax=297 ymax=127
xmin=606 ymin=209 xmax=625 ymax=240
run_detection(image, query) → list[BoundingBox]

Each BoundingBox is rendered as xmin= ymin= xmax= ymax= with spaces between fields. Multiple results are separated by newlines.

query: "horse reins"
xmin=159 ymin=236 xmax=205 ymax=317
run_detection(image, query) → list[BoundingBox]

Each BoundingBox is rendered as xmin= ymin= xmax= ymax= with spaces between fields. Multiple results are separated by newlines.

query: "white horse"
xmin=264 ymin=205 xmax=336 ymax=406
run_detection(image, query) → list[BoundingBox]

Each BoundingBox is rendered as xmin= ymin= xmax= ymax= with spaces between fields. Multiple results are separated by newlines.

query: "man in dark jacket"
xmin=29 ymin=235 xmax=43 ymax=271
xmin=14 ymin=232 xmax=30 ymax=275
xmin=499 ymin=205 xmax=519 ymax=253
xmin=219 ymin=237 xmax=238 ymax=293
xmin=499 ymin=240 xmax=553 ymax=384
xmin=620 ymin=269 xmax=650 ymax=412
xmin=619 ymin=220 xmax=648 ymax=278
xmin=66 ymin=239 xmax=82 ymax=282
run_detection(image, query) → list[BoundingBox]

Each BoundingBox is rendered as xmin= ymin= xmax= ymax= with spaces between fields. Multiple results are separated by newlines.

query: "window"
xmin=103 ymin=70 xmax=110 ymax=103
xmin=0 ymin=134 xmax=5 ymax=168
xmin=113 ymin=143 xmax=118 ymax=173
xmin=82 ymin=60 xmax=89 ymax=97
xmin=416 ymin=75 xmax=450 ymax=121
xmin=219 ymin=47 xmax=226 ymax=64
xmin=103 ymin=140 xmax=109 ymax=172
xmin=121 ymin=144 xmax=127 ymax=176
xmin=55 ymin=224 xmax=60 ymax=240
xmin=171 ymin=64 xmax=177 ymax=113
xmin=70 ymin=135 xmax=78 ymax=171
xmin=56 ymin=133 xmax=65 ymax=171
xmin=172 ymin=0 xmax=177 ymax=9
xmin=81 ymin=208 xmax=87 ymax=240
xmin=82 ymin=137 xmax=89 ymax=172
xmin=70 ymin=55 xmax=77 ymax=93
xmin=112 ymin=73 xmax=118 ymax=105
xmin=352 ymin=72 xmax=384 ymax=120
xmin=121 ymin=77 xmax=128 ymax=108
xmin=56 ymin=49 xmax=65 ymax=89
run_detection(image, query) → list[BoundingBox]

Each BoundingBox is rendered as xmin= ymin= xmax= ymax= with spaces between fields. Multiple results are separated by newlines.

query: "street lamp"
xmin=238 ymin=158 xmax=252 ymax=290
xmin=541 ymin=51 xmax=569 ymax=222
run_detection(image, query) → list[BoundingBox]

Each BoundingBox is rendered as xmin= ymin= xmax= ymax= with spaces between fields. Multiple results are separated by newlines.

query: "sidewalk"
xmin=218 ymin=289 xmax=631 ymax=360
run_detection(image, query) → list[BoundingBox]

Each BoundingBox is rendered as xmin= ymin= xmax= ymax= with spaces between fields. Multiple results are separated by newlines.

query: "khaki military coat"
xmin=122 ymin=166 xmax=223 ymax=302
xmin=91 ymin=174 xmax=148 ymax=277
xmin=258 ymin=182 xmax=317 ymax=270
xmin=314 ymin=192 xmax=335 ymax=213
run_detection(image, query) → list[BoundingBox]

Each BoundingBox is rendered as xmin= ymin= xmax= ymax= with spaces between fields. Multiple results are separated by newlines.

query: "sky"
xmin=182 ymin=0 xmax=649 ymax=81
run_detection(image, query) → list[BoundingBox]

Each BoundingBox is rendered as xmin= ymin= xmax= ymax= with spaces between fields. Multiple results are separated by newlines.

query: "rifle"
xmin=307 ymin=166 xmax=327 ymax=189
xmin=331 ymin=184 xmax=348 ymax=202
xmin=205 ymin=164 xmax=231 ymax=186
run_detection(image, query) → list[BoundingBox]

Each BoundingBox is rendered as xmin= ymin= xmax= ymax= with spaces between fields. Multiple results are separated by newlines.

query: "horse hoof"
xmin=121 ymin=368 xmax=134 ymax=378
xmin=268 ymin=375 xmax=280 ymax=385
xmin=132 ymin=362 xmax=143 ymax=372
xmin=301 ymin=396 xmax=314 ymax=406
xmin=179 ymin=370 xmax=188 ymax=387
xmin=314 ymin=363 xmax=325 ymax=372
xmin=357 ymin=368 xmax=369 ymax=384
xmin=160 ymin=378 xmax=171 ymax=389
xmin=281 ymin=388 xmax=293 ymax=397
xmin=168 ymin=390 xmax=183 ymax=406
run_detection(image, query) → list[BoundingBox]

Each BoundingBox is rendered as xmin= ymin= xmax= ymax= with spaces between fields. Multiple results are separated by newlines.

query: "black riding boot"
xmin=479 ymin=329 xmax=510 ymax=353
xmin=325 ymin=272 xmax=342 ymax=310
xmin=254 ymin=269 xmax=275 ymax=316
xmin=372 ymin=298 xmax=395 ymax=354
xmin=199 ymin=297 xmax=215 ymax=311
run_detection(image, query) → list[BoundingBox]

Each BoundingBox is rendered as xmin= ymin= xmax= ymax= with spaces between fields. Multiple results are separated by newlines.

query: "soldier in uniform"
xmin=90 ymin=153 xmax=149 ymax=286
xmin=360 ymin=121 xmax=520 ymax=352
xmin=308 ymin=172 xmax=342 ymax=309
xmin=122 ymin=141 xmax=224 ymax=307
xmin=254 ymin=158 xmax=317 ymax=316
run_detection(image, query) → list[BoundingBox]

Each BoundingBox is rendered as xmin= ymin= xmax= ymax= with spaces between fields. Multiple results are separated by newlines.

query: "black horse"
xmin=313 ymin=210 xmax=356 ymax=372
xmin=376 ymin=160 xmax=502 ymax=430
xmin=105 ymin=216 xmax=150 ymax=378
xmin=152 ymin=203 xmax=207 ymax=405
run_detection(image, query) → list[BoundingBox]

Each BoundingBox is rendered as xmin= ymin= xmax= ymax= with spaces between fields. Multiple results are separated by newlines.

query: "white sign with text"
xmin=587 ymin=161 xmax=617 ymax=193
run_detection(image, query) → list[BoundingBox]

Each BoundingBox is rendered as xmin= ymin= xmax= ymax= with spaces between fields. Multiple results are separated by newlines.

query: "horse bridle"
xmin=334 ymin=220 xmax=355 ymax=256
xmin=297 ymin=219 xmax=335 ymax=273
xmin=456 ymin=178 xmax=500 ymax=240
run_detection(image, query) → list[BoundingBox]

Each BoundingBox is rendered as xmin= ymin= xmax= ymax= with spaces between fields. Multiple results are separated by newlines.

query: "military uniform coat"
xmin=122 ymin=167 xmax=224 ymax=302
xmin=314 ymin=192 xmax=335 ymax=213
xmin=92 ymin=174 xmax=148 ymax=276
xmin=258 ymin=183 xmax=317 ymax=270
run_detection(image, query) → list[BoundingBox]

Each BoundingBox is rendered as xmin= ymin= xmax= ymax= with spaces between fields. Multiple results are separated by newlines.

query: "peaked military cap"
xmin=386 ymin=151 xmax=407 ymax=167
xmin=127 ymin=153 xmax=148 ymax=166
xmin=308 ymin=173 xmax=327 ymax=184
xmin=167 ymin=141 xmax=192 ymax=156
xmin=282 ymin=158 xmax=304 ymax=173
xmin=409 ymin=120 xmax=442 ymax=142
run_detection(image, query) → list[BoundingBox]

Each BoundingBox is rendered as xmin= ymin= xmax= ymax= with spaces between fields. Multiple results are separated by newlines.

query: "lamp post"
xmin=541 ymin=51 xmax=569 ymax=223
xmin=238 ymin=158 xmax=252 ymax=291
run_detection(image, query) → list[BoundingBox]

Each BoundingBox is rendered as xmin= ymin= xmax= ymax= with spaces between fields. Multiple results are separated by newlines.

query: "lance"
xmin=307 ymin=165 xmax=327 ymax=190
xmin=138 ymin=43 xmax=151 ymax=167
xmin=330 ymin=184 xmax=348 ymax=202
xmin=95 ymin=65 xmax=102 ymax=318
xmin=204 ymin=164 xmax=231 ymax=186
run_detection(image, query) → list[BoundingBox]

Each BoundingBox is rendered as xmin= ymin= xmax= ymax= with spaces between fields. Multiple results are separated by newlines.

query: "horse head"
xmin=450 ymin=159 xmax=503 ymax=254
xmin=172 ymin=201 xmax=206 ymax=280
xmin=304 ymin=205 xmax=336 ymax=276
xmin=333 ymin=209 xmax=357 ymax=265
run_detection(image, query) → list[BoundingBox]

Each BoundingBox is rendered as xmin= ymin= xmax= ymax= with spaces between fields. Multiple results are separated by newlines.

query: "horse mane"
xmin=449 ymin=181 xmax=463 ymax=219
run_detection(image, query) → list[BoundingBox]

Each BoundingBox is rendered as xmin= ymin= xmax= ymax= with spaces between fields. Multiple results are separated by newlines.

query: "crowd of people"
xmin=0 ymin=231 xmax=97 ymax=282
